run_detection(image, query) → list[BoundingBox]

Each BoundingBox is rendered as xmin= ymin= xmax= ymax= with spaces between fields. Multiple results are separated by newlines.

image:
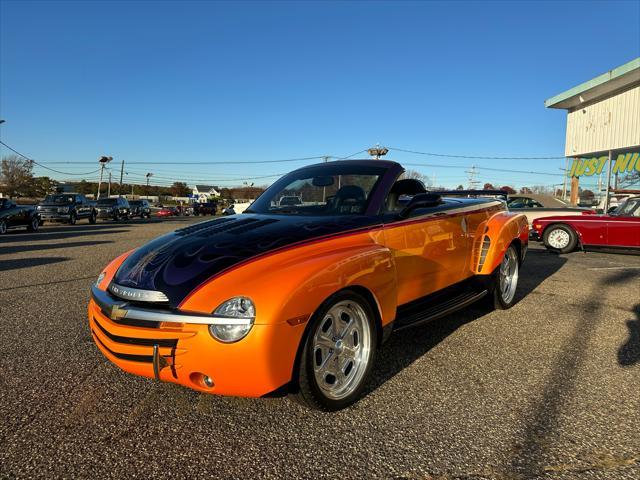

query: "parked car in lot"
xmin=128 ymin=199 xmax=151 ymax=219
xmin=89 ymin=160 xmax=529 ymax=410
xmin=96 ymin=197 xmax=131 ymax=221
xmin=279 ymin=195 xmax=302 ymax=206
xmin=193 ymin=202 xmax=217 ymax=216
xmin=156 ymin=207 xmax=178 ymax=217
xmin=0 ymin=198 xmax=40 ymax=234
xmin=37 ymin=193 xmax=96 ymax=225
xmin=507 ymin=194 xmax=589 ymax=230
xmin=532 ymin=196 xmax=640 ymax=253
xmin=221 ymin=201 xmax=252 ymax=215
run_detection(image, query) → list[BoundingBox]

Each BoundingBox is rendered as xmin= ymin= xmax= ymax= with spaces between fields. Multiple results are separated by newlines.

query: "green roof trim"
xmin=544 ymin=57 xmax=640 ymax=108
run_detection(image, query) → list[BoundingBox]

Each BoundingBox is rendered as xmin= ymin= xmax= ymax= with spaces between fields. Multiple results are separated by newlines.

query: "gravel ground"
xmin=1 ymin=218 xmax=639 ymax=479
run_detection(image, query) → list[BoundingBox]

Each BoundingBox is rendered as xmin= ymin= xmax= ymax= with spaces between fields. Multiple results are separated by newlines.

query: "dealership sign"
xmin=568 ymin=151 xmax=640 ymax=177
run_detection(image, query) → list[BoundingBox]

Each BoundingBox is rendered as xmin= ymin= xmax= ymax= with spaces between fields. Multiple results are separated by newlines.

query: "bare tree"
xmin=0 ymin=155 xmax=35 ymax=197
xmin=171 ymin=182 xmax=190 ymax=197
xmin=400 ymin=169 xmax=432 ymax=187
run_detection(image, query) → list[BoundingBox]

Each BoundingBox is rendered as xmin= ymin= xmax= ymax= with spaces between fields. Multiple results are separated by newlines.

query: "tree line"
xmin=0 ymin=155 xmax=266 ymax=200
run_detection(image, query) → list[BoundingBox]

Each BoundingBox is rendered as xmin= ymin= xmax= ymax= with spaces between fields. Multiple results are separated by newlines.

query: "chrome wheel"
xmin=547 ymin=228 xmax=570 ymax=250
xmin=312 ymin=300 xmax=373 ymax=401
xmin=499 ymin=246 xmax=519 ymax=304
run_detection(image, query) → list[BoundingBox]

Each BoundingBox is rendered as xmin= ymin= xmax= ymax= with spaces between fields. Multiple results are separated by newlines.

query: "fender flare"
xmin=473 ymin=212 xmax=529 ymax=274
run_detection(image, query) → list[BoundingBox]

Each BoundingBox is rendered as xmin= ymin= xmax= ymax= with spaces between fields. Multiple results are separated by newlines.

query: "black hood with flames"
xmin=112 ymin=214 xmax=377 ymax=307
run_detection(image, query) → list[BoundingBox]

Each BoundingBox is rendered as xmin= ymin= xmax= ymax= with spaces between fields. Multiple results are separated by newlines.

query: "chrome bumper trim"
xmin=90 ymin=285 xmax=253 ymax=326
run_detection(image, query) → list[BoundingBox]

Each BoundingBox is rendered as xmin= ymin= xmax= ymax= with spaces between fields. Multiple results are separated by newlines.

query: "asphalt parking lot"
xmin=1 ymin=218 xmax=639 ymax=479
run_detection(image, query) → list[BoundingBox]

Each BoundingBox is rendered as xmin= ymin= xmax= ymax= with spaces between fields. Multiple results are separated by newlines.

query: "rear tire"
xmin=0 ymin=220 xmax=7 ymax=235
xmin=293 ymin=291 xmax=377 ymax=411
xmin=542 ymin=224 xmax=577 ymax=253
xmin=491 ymin=244 xmax=520 ymax=310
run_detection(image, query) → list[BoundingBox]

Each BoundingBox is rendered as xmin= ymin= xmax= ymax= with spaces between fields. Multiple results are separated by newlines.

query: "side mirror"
xmin=398 ymin=193 xmax=442 ymax=218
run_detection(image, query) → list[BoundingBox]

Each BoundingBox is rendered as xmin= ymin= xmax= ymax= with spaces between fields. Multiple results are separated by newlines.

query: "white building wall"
xmin=565 ymin=84 xmax=640 ymax=157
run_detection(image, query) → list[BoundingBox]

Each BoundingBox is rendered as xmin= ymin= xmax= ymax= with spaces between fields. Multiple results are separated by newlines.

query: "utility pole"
xmin=561 ymin=158 xmax=569 ymax=200
xmin=465 ymin=165 xmax=480 ymax=189
xmin=107 ymin=171 xmax=112 ymax=197
xmin=97 ymin=156 xmax=112 ymax=199
xmin=322 ymin=156 xmax=330 ymax=201
xmin=119 ymin=159 xmax=125 ymax=197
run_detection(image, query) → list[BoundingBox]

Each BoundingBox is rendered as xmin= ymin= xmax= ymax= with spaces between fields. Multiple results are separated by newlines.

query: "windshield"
xmin=248 ymin=164 xmax=386 ymax=216
xmin=613 ymin=198 xmax=640 ymax=217
xmin=44 ymin=194 xmax=74 ymax=204
xmin=97 ymin=198 xmax=117 ymax=206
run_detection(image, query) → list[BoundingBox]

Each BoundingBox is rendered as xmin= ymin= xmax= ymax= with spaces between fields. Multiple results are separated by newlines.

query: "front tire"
xmin=69 ymin=212 xmax=77 ymax=225
xmin=542 ymin=224 xmax=577 ymax=253
xmin=492 ymin=244 xmax=520 ymax=310
xmin=294 ymin=291 xmax=377 ymax=411
xmin=0 ymin=220 xmax=7 ymax=235
xmin=27 ymin=216 xmax=40 ymax=232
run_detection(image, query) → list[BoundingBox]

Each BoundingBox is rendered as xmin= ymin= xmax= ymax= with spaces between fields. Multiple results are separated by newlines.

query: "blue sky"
xmin=1 ymin=0 xmax=639 ymax=190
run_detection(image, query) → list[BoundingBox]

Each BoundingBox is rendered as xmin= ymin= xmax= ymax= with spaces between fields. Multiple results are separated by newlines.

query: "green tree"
xmin=29 ymin=177 xmax=57 ymax=197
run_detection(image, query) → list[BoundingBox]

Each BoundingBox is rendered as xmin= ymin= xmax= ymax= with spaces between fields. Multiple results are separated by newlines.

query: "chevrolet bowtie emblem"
xmin=108 ymin=303 xmax=129 ymax=321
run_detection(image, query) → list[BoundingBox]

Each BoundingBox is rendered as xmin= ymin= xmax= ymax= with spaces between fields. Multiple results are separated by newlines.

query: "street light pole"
xmin=119 ymin=159 xmax=125 ymax=197
xmin=96 ymin=156 xmax=112 ymax=199
xmin=146 ymin=172 xmax=153 ymax=199
xmin=603 ymin=150 xmax=613 ymax=212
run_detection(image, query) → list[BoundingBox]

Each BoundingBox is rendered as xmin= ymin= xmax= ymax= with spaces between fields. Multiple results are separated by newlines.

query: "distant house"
xmin=192 ymin=185 xmax=220 ymax=202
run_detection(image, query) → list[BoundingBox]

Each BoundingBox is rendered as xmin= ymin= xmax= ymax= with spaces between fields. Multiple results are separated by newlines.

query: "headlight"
xmin=209 ymin=297 xmax=255 ymax=343
xmin=57 ymin=206 xmax=69 ymax=213
xmin=36 ymin=205 xmax=42 ymax=210
xmin=95 ymin=271 xmax=106 ymax=287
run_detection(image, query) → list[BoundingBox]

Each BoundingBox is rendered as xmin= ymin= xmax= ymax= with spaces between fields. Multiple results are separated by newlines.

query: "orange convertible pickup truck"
xmin=89 ymin=160 xmax=529 ymax=410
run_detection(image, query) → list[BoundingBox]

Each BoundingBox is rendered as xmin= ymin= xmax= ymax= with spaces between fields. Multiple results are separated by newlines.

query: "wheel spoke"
xmin=339 ymin=318 xmax=356 ymax=340
xmin=314 ymin=348 xmax=334 ymax=373
xmin=342 ymin=345 xmax=358 ymax=359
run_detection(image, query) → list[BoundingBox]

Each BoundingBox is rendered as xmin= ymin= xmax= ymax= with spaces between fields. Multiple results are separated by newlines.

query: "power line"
xmin=402 ymin=162 xmax=563 ymax=177
xmin=389 ymin=146 xmax=566 ymax=160
xmin=22 ymin=155 xmax=330 ymax=165
xmin=0 ymin=141 xmax=100 ymax=176
xmin=335 ymin=149 xmax=368 ymax=160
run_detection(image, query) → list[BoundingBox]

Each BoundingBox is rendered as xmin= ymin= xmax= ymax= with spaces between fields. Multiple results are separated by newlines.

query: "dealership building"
xmin=545 ymin=57 xmax=640 ymax=207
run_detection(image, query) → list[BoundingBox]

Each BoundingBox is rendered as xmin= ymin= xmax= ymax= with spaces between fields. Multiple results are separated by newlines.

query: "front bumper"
xmin=528 ymin=229 xmax=541 ymax=241
xmin=39 ymin=213 xmax=71 ymax=221
xmin=96 ymin=209 xmax=117 ymax=218
xmin=88 ymin=286 xmax=304 ymax=397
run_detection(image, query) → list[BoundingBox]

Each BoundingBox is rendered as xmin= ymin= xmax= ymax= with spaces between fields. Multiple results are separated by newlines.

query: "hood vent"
xmin=225 ymin=218 xmax=278 ymax=234
xmin=175 ymin=217 xmax=235 ymax=236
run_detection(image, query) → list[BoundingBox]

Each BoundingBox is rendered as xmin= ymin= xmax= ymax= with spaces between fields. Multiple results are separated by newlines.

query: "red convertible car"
xmin=532 ymin=196 xmax=640 ymax=253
